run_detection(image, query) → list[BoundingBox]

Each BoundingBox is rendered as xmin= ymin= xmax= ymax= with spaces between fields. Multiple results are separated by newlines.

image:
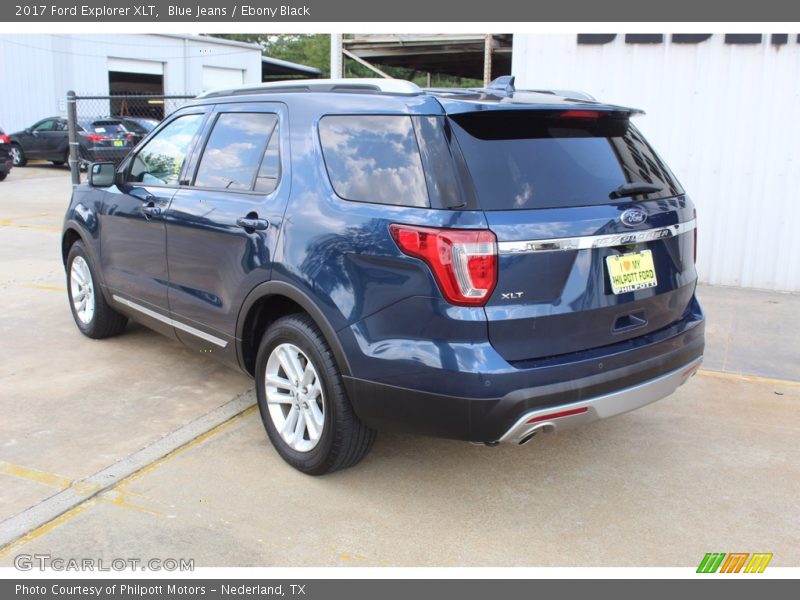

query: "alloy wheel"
xmin=10 ymin=146 xmax=23 ymax=166
xmin=265 ymin=343 xmax=326 ymax=452
xmin=70 ymin=256 xmax=95 ymax=325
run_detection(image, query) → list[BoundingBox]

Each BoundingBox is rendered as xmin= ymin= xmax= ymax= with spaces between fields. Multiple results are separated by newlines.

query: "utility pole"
xmin=483 ymin=34 xmax=494 ymax=87
xmin=66 ymin=90 xmax=80 ymax=186
xmin=330 ymin=34 xmax=343 ymax=78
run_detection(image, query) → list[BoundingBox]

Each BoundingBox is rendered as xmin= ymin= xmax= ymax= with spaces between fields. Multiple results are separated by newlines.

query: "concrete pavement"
xmin=0 ymin=165 xmax=798 ymax=567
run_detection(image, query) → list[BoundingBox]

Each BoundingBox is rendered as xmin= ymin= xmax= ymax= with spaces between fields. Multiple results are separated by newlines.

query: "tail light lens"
xmin=0 ymin=134 xmax=9 ymax=144
xmin=390 ymin=224 xmax=498 ymax=307
xmin=85 ymin=134 xmax=107 ymax=143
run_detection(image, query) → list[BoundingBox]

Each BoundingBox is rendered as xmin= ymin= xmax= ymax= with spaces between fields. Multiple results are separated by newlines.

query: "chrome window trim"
xmin=112 ymin=295 xmax=228 ymax=348
xmin=497 ymin=219 xmax=696 ymax=255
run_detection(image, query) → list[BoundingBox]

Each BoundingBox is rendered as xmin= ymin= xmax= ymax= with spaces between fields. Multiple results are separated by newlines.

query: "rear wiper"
xmin=609 ymin=182 xmax=664 ymax=199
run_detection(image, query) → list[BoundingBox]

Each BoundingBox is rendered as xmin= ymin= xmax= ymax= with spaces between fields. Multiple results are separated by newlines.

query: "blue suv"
xmin=62 ymin=77 xmax=704 ymax=474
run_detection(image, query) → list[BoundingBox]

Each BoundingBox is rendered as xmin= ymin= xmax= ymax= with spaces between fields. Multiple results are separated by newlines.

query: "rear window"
xmin=88 ymin=121 xmax=125 ymax=135
xmin=319 ymin=115 xmax=428 ymax=208
xmin=450 ymin=110 xmax=684 ymax=210
xmin=120 ymin=119 xmax=150 ymax=134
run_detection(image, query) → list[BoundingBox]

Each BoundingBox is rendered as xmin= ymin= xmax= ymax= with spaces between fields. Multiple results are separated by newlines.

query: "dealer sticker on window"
xmin=606 ymin=249 xmax=658 ymax=294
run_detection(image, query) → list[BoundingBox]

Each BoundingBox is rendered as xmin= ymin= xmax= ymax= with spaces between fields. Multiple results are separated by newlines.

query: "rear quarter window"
xmin=318 ymin=115 xmax=429 ymax=208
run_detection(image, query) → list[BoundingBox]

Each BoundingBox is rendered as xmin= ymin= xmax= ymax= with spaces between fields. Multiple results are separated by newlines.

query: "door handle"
xmin=236 ymin=216 xmax=269 ymax=231
xmin=141 ymin=204 xmax=162 ymax=218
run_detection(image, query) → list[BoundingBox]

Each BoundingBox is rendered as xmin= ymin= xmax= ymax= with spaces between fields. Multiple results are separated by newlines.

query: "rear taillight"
xmin=0 ymin=134 xmax=9 ymax=144
xmin=390 ymin=224 xmax=498 ymax=307
xmin=85 ymin=134 xmax=107 ymax=143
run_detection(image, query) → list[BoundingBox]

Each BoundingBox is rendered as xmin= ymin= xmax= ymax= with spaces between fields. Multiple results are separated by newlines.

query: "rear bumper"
xmin=499 ymin=356 xmax=701 ymax=444
xmin=82 ymin=147 xmax=131 ymax=165
xmin=343 ymin=299 xmax=705 ymax=442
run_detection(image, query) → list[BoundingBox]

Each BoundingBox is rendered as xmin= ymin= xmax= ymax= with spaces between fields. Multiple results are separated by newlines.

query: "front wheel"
xmin=255 ymin=314 xmax=376 ymax=475
xmin=66 ymin=241 xmax=128 ymax=339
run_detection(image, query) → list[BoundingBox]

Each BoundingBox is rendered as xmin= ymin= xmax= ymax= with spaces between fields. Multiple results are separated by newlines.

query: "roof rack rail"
xmin=198 ymin=78 xmax=423 ymax=99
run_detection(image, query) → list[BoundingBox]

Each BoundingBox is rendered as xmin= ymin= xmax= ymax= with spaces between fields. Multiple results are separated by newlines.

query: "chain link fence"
xmin=67 ymin=92 xmax=198 ymax=185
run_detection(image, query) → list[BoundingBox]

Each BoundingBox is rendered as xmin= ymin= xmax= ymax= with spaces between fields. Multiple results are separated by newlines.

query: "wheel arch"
xmin=61 ymin=226 xmax=83 ymax=265
xmin=236 ymin=281 xmax=352 ymax=379
xmin=61 ymin=221 xmax=110 ymax=299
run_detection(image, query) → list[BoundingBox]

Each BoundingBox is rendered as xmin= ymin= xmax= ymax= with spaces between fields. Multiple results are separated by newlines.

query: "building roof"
xmin=158 ymin=34 xmax=263 ymax=51
xmin=262 ymin=56 xmax=323 ymax=81
xmin=343 ymin=34 xmax=513 ymax=80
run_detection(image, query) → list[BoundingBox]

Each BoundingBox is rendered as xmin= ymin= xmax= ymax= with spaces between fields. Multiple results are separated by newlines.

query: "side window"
xmin=194 ymin=112 xmax=278 ymax=192
xmin=254 ymin=123 xmax=280 ymax=194
xmin=318 ymin=115 xmax=429 ymax=207
xmin=32 ymin=120 xmax=56 ymax=132
xmin=128 ymin=114 xmax=204 ymax=186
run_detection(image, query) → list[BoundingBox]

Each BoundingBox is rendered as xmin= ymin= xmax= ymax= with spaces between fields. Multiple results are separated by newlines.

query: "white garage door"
xmin=202 ymin=66 xmax=244 ymax=92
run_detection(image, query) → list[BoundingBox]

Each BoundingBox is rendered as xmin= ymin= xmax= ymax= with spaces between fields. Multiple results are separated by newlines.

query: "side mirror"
xmin=89 ymin=162 xmax=116 ymax=188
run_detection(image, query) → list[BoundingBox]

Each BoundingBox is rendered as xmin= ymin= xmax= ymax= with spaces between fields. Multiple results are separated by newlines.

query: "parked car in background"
xmin=0 ymin=127 xmax=12 ymax=181
xmin=8 ymin=116 xmax=140 ymax=168
xmin=76 ymin=117 xmax=141 ymax=165
xmin=8 ymin=117 xmax=69 ymax=167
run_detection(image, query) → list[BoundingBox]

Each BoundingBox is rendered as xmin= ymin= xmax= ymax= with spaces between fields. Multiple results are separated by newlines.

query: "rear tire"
xmin=10 ymin=144 xmax=26 ymax=167
xmin=66 ymin=241 xmax=128 ymax=339
xmin=0 ymin=172 xmax=7 ymax=181
xmin=255 ymin=314 xmax=376 ymax=475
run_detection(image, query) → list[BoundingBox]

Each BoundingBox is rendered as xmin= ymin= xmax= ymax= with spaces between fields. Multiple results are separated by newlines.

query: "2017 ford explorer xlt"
xmin=62 ymin=77 xmax=705 ymax=475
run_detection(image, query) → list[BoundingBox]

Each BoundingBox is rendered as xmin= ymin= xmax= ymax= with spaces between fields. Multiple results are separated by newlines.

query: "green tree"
xmin=205 ymin=34 xmax=481 ymax=87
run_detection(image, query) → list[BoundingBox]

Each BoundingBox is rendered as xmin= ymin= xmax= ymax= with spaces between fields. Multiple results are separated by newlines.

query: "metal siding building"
xmin=512 ymin=34 xmax=800 ymax=292
xmin=0 ymin=34 xmax=263 ymax=132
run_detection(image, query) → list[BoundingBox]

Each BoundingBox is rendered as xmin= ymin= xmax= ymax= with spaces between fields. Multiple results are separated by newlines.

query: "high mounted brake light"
xmin=390 ymin=224 xmax=498 ymax=307
xmin=559 ymin=110 xmax=602 ymax=119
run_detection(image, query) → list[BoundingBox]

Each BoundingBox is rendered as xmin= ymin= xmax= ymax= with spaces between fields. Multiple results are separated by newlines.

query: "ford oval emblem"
xmin=620 ymin=208 xmax=647 ymax=228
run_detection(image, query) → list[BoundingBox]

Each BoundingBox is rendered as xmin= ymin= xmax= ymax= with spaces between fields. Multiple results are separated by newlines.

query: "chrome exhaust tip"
xmin=516 ymin=423 xmax=556 ymax=446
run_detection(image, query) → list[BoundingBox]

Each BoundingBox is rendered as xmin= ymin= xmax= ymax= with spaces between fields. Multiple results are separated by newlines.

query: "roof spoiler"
xmin=482 ymin=76 xmax=597 ymax=102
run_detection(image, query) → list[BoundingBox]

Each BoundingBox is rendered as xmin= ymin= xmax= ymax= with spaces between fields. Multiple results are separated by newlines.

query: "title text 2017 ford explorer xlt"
xmin=62 ymin=77 xmax=704 ymax=474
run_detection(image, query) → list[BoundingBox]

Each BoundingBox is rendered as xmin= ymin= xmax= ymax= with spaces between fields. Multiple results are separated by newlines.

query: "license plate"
xmin=606 ymin=250 xmax=657 ymax=294
xmin=113 ymin=140 xmax=124 ymax=147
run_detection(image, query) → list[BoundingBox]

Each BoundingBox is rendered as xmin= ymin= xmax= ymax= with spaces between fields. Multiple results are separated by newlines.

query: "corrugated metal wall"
xmin=512 ymin=34 xmax=800 ymax=292
xmin=0 ymin=34 xmax=263 ymax=133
